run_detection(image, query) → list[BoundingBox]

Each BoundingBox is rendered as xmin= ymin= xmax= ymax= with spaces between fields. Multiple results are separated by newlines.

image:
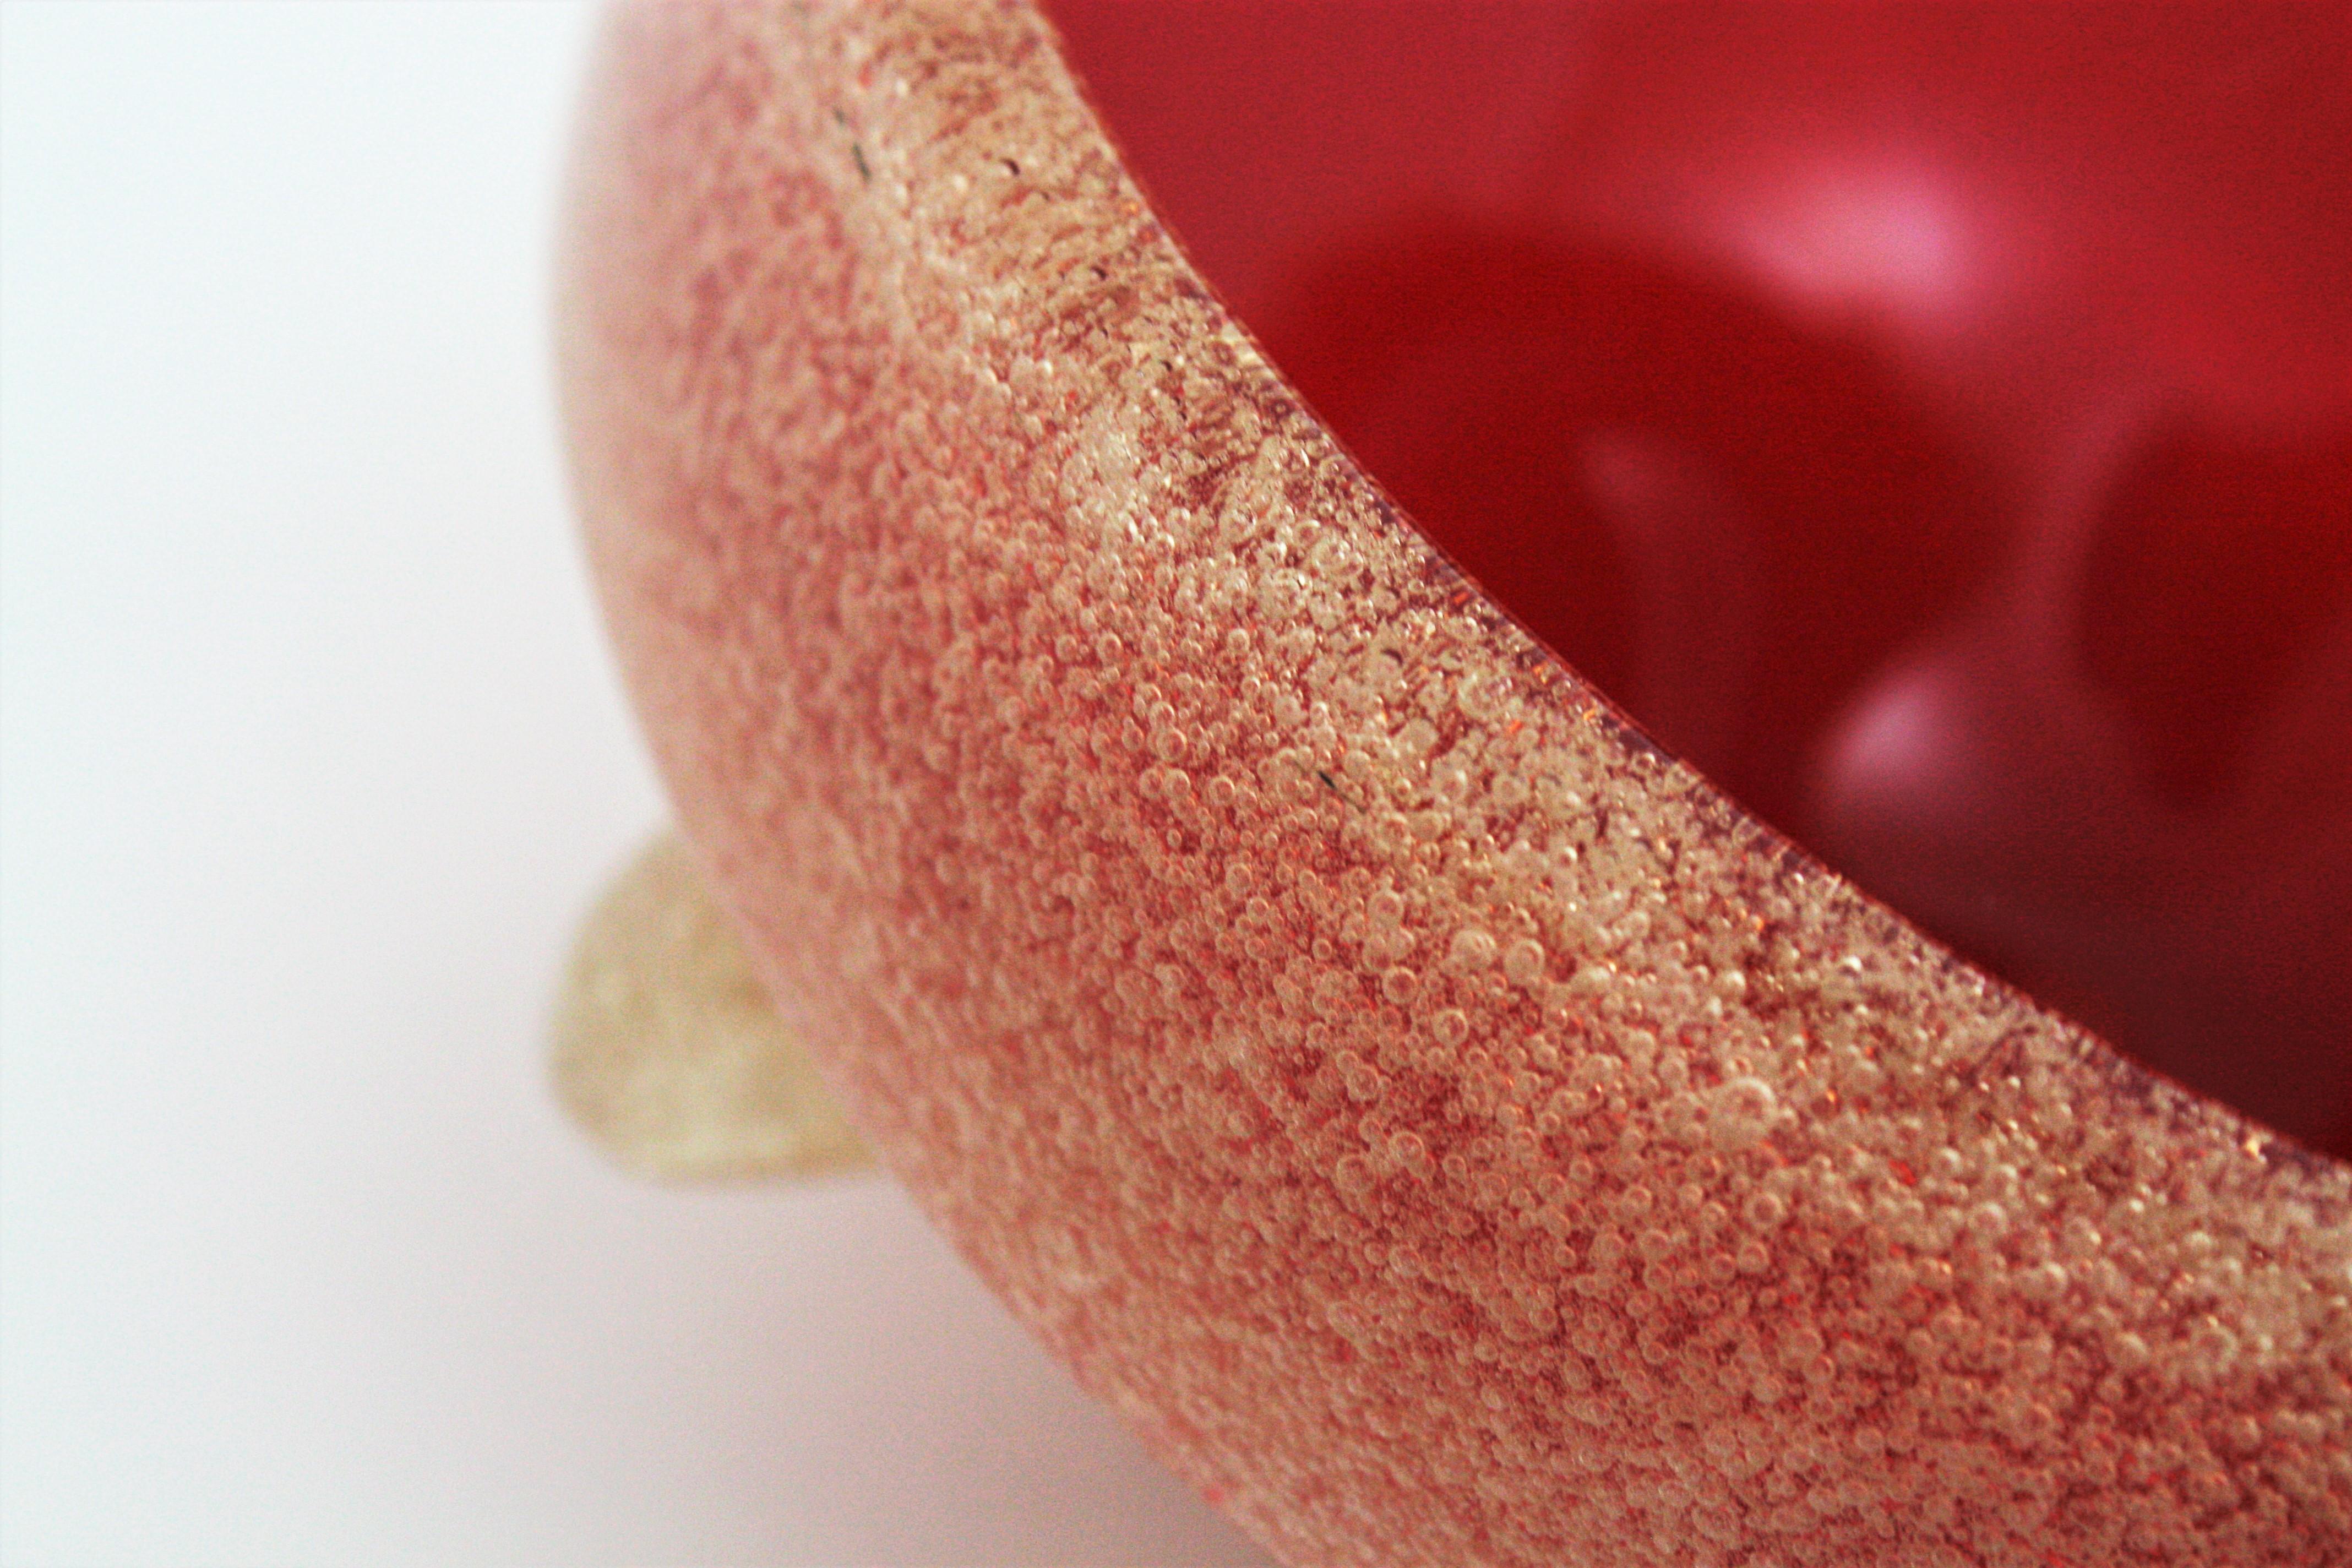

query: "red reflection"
xmin=1050 ymin=1 xmax=2352 ymax=1155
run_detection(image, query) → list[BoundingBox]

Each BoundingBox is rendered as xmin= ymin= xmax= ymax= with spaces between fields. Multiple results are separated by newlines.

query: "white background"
xmin=0 ymin=4 xmax=1271 ymax=1564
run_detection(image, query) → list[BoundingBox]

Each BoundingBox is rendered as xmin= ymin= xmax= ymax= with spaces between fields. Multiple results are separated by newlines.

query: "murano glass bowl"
xmin=557 ymin=3 xmax=2350 ymax=1563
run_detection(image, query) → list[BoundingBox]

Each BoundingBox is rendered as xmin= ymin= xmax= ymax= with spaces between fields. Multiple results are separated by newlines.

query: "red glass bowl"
xmin=558 ymin=4 xmax=2352 ymax=1564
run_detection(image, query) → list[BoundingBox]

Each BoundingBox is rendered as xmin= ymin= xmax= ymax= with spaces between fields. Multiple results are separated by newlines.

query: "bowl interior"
xmin=1048 ymin=0 xmax=2352 ymax=1157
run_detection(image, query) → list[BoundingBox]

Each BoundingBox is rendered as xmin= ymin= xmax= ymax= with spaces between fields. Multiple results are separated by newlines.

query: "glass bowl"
xmin=558 ymin=4 xmax=2351 ymax=1563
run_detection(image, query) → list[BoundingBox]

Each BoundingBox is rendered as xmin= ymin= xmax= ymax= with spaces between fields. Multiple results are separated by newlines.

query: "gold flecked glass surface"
xmin=558 ymin=3 xmax=2352 ymax=1562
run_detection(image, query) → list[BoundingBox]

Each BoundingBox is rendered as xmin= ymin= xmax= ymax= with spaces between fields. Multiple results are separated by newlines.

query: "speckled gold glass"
xmin=557 ymin=4 xmax=2352 ymax=1563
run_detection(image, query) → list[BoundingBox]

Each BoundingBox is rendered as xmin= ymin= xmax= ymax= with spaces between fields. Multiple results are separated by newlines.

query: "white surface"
xmin=0 ymin=5 xmax=1272 ymax=1564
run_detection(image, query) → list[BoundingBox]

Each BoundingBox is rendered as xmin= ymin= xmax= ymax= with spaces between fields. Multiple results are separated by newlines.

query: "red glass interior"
xmin=1047 ymin=2 xmax=2352 ymax=1158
